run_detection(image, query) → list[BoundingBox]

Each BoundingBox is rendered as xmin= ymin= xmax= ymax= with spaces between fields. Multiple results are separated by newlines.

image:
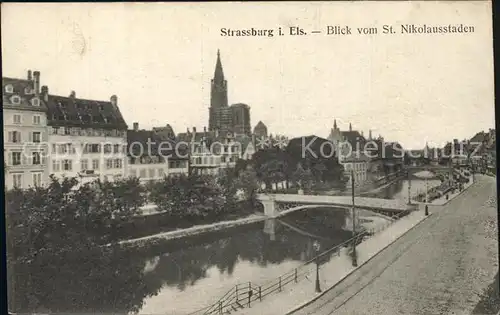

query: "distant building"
xmin=253 ymin=121 xmax=268 ymax=138
xmin=208 ymin=50 xmax=252 ymax=136
xmin=3 ymin=71 xmax=49 ymax=189
xmin=45 ymin=90 xmax=128 ymax=184
xmin=152 ymin=124 xmax=176 ymax=141
xmin=230 ymin=103 xmax=251 ymax=136
xmin=177 ymin=127 xmax=222 ymax=176
xmin=327 ymin=120 xmax=369 ymax=186
xmin=127 ymin=122 xmax=188 ymax=182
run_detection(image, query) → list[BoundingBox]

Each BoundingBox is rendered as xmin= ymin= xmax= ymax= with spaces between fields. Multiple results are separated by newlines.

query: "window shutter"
xmin=22 ymin=153 xmax=27 ymax=165
xmin=28 ymin=132 xmax=33 ymax=142
xmin=8 ymin=152 xmax=12 ymax=165
xmin=8 ymin=132 xmax=12 ymax=143
xmin=18 ymin=132 xmax=22 ymax=143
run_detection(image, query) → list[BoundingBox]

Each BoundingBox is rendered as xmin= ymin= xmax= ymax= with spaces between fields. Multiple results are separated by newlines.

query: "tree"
xmin=5 ymin=176 xmax=150 ymax=313
xmin=291 ymin=163 xmax=314 ymax=192
xmin=235 ymin=165 xmax=260 ymax=202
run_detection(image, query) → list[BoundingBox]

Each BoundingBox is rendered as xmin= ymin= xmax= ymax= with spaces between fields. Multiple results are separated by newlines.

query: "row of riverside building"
xmin=3 ymin=51 xmax=274 ymax=190
xmin=3 ymin=70 xmax=188 ymax=189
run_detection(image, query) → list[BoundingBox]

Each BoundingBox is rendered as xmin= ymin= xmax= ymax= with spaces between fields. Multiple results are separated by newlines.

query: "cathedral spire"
xmin=333 ymin=119 xmax=337 ymax=129
xmin=214 ymin=49 xmax=224 ymax=82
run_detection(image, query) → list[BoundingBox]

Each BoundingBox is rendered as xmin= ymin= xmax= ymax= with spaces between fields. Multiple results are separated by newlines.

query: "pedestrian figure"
xmin=425 ymin=204 xmax=429 ymax=216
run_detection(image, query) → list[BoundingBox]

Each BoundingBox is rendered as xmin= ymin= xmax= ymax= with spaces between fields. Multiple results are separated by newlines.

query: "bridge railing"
xmin=188 ymin=205 xmax=417 ymax=315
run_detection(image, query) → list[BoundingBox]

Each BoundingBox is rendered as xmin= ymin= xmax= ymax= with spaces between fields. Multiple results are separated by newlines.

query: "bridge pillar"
xmin=264 ymin=219 xmax=276 ymax=241
xmin=261 ymin=197 xmax=279 ymax=218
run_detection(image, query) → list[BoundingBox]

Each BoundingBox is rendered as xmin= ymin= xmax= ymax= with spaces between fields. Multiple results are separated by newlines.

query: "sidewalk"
xmin=413 ymin=174 xmax=475 ymax=206
xmin=235 ymin=210 xmax=430 ymax=315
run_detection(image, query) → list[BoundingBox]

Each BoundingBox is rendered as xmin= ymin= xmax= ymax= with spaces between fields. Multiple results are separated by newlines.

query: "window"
xmin=88 ymin=144 xmax=101 ymax=153
xmin=32 ymin=132 xmax=41 ymax=143
xmin=31 ymin=98 xmax=40 ymax=107
xmin=113 ymin=144 xmax=120 ymax=153
xmin=106 ymin=159 xmax=113 ymax=169
xmin=32 ymin=152 xmax=41 ymax=165
xmin=32 ymin=115 xmax=41 ymax=125
xmin=5 ymin=84 xmax=14 ymax=93
xmin=11 ymin=152 xmax=22 ymax=166
xmin=51 ymin=127 xmax=59 ymax=135
xmin=149 ymin=169 xmax=155 ymax=178
xmin=139 ymin=169 xmax=146 ymax=178
xmin=64 ymin=127 xmax=71 ymax=135
xmin=158 ymin=168 xmax=165 ymax=177
xmin=8 ymin=131 xmax=21 ymax=143
xmin=92 ymin=159 xmax=99 ymax=170
xmin=52 ymin=160 xmax=60 ymax=172
xmin=81 ymin=159 xmax=89 ymax=170
xmin=11 ymin=96 xmax=21 ymax=104
xmin=13 ymin=174 xmax=22 ymax=188
xmin=32 ymin=173 xmax=42 ymax=187
xmin=62 ymin=159 xmax=72 ymax=171
xmin=13 ymin=115 xmax=21 ymax=124
xmin=114 ymin=159 xmax=122 ymax=169
xmin=104 ymin=144 xmax=112 ymax=154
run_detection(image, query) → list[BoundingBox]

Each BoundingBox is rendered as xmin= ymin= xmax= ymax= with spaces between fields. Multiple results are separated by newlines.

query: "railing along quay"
xmin=187 ymin=206 xmax=416 ymax=315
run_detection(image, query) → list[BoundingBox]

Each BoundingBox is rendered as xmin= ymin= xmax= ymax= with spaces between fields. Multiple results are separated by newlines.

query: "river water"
xmin=10 ymin=178 xmax=441 ymax=315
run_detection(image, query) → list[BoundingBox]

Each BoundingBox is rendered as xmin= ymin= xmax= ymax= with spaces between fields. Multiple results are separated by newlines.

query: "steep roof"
xmin=45 ymin=94 xmax=127 ymax=130
xmin=470 ymin=131 xmax=487 ymax=143
xmin=127 ymin=129 xmax=187 ymax=159
xmin=340 ymin=130 xmax=366 ymax=148
xmin=2 ymin=77 xmax=47 ymax=112
xmin=254 ymin=121 xmax=267 ymax=129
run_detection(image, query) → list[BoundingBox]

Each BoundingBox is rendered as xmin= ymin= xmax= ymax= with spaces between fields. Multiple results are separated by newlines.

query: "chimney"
xmin=369 ymin=130 xmax=372 ymax=140
xmin=349 ymin=123 xmax=352 ymax=132
xmin=204 ymin=126 xmax=207 ymax=132
xmin=133 ymin=122 xmax=139 ymax=131
xmin=27 ymin=70 xmax=32 ymax=81
xmin=361 ymin=131 xmax=364 ymax=137
xmin=215 ymin=128 xmax=219 ymax=137
xmin=70 ymin=91 xmax=76 ymax=98
xmin=110 ymin=95 xmax=117 ymax=106
xmin=193 ymin=127 xmax=197 ymax=133
xmin=41 ymin=86 xmax=49 ymax=102
xmin=33 ymin=71 xmax=40 ymax=95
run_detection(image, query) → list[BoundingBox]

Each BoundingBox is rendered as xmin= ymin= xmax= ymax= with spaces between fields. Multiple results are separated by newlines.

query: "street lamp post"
xmin=313 ymin=240 xmax=321 ymax=293
xmin=407 ymin=168 xmax=412 ymax=205
xmin=350 ymin=169 xmax=358 ymax=267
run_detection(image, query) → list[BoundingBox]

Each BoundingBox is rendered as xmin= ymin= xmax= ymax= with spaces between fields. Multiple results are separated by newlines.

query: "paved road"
xmin=290 ymin=175 xmax=498 ymax=315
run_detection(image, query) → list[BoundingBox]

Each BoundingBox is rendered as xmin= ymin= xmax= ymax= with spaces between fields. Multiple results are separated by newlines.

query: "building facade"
xmin=127 ymin=123 xmax=189 ymax=182
xmin=3 ymin=71 xmax=49 ymax=189
xmin=45 ymin=91 xmax=128 ymax=184
xmin=230 ymin=103 xmax=251 ymax=136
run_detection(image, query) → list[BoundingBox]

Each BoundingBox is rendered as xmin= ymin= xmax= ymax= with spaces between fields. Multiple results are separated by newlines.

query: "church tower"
xmin=209 ymin=50 xmax=231 ymax=133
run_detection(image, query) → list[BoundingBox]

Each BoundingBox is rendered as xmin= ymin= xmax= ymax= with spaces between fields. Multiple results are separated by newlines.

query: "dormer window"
xmin=24 ymin=87 xmax=33 ymax=95
xmin=5 ymin=84 xmax=14 ymax=93
xmin=11 ymin=95 xmax=21 ymax=104
xmin=31 ymin=97 xmax=40 ymax=107
xmin=98 ymin=104 xmax=104 ymax=111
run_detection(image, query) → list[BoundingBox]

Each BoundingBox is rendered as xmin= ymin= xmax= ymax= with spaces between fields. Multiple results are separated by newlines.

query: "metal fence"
xmin=187 ymin=205 xmax=417 ymax=315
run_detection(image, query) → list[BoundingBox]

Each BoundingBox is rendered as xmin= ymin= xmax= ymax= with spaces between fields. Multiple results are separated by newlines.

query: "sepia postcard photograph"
xmin=1 ymin=1 xmax=498 ymax=315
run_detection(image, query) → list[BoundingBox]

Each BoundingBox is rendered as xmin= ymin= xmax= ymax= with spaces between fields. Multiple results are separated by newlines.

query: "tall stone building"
xmin=208 ymin=50 xmax=232 ymax=134
xmin=231 ymin=103 xmax=251 ymax=135
xmin=208 ymin=50 xmax=252 ymax=136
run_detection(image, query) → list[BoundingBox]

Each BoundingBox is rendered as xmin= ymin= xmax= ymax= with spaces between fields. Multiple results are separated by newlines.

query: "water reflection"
xmin=10 ymin=179 xmax=433 ymax=315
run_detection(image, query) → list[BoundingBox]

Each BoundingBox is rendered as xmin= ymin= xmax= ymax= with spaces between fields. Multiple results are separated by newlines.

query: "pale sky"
xmin=1 ymin=1 xmax=494 ymax=149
